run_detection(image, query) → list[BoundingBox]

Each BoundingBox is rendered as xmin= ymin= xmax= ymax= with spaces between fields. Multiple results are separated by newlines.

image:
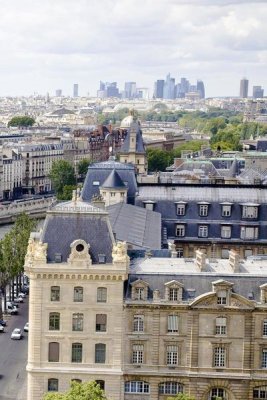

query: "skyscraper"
xmin=124 ymin=82 xmax=136 ymax=98
xmin=197 ymin=80 xmax=205 ymax=99
xmin=73 ymin=84 xmax=79 ymax=97
xmin=55 ymin=89 xmax=62 ymax=97
xmin=153 ymin=80 xmax=164 ymax=98
xmin=253 ymin=86 xmax=264 ymax=99
xmin=163 ymin=73 xmax=175 ymax=99
xmin=240 ymin=78 xmax=249 ymax=98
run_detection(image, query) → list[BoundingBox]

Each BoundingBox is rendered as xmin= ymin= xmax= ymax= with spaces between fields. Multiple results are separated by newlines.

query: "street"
xmin=0 ymin=297 xmax=28 ymax=400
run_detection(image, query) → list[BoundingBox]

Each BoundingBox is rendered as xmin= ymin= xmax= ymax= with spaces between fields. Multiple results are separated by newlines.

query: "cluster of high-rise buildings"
xmin=154 ymin=73 xmax=205 ymax=100
xmin=96 ymin=81 xmax=149 ymax=100
xmin=240 ymin=77 xmax=265 ymax=99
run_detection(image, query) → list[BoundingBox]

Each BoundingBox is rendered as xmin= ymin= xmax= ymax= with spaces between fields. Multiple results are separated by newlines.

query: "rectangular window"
xmin=133 ymin=315 xmax=144 ymax=332
xmin=198 ymin=225 xmax=208 ymax=238
xmin=72 ymin=313 xmax=83 ymax=331
xmin=74 ymin=287 xmax=83 ymax=302
xmin=214 ymin=347 xmax=225 ymax=367
xmin=48 ymin=342 xmax=59 ymax=362
xmin=176 ymin=224 xmax=185 ymax=237
xmin=241 ymin=226 xmax=258 ymax=240
xmin=48 ymin=378 xmax=58 ymax=392
xmin=96 ymin=314 xmax=107 ymax=332
xmin=49 ymin=313 xmax=60 ymax=330
xmin=135 ymin=287 xmax=145 ymax=300
xmin=199 ymin=204 xmax=208 ymax=216
xmin=262 ymin=350 xmax=267 ymax=368
xmin=132 ymin=344 xmax=144 ymax=364
xmin=169 ymin=288 xmax=178 ymax=301
xmin=176 ymin=204 xmax=185 ymax=216
xmin=221 ymin=225 xmax=231 ymax=239
xmin=263 ymin=320 xmax=267 ymax=337
xmin=72 ymin=343 xmax=82 ymax=363
xmin=177 ymin=248 xmax=184 ymax=258
xmin=222 ymin=205 xmax=231 ymax=217
xmin=215 ymin=317 xmax=227 ymax=335
xmin=242 ymin=205 xmax=258 ymax=218
xmin=217 ymin=290 xmax=227 ymax=305
xmin=168 ymin=315 xmax=178 ymax=333
xmin=51 ymin=286 xmax=60 ymax=302
xmin=97 ymin=287 xmax=107 ymax=303
xmin=166 ymin=345 xmax=178 ymax=365
xmin=95 ymin=343 xmax=106 ymax=363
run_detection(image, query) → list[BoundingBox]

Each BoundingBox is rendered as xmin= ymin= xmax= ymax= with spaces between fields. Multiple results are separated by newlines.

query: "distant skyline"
xmin=0 ymin=0 xmax=266 ymax=97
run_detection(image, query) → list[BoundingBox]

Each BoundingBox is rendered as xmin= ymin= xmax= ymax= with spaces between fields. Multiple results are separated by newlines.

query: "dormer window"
xmin=165 ymin=280 xmax=184 ymax=302
xmin=242 ymin=204 xmax=259 ymax=219
xmin=217 ymin=290 xmax=227 ymax=305
xmin=136 ymin=287 xmax=145 ymax=300
xmin=131 ymin=279 xmax=149 ymax=301
xmin=175 ymin=201 xmax=187 ymax=216
xmin=221 ymin=203 xmax=232 ymax=217
xmin=198 ymin=202 xmax=209 ymax=216
xmin=169 ymin=288 xmax=178 ymax=301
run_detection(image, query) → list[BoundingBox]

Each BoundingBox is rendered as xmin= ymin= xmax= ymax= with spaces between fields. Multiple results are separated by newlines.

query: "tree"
xmin=167 ymin=393 xmax=195 ymax=400
xmin=78 ymin=158 xmax=91 ymax=178
xmin=8 ymin=116 xmax=35 ymax=128
xmin=43 ymin=381 xmax=107 ymax=400
xmin=146 ymin=148 xmax=172 ymax=172
xmin=49 ymin=160 xmax=76 ymax=198
xmin=58 ymin=185 xmax=77 ymax=201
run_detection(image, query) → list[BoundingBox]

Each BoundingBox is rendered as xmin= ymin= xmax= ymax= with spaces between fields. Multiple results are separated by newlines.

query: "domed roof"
xmin=120 ymin=115 xmax=134 ymax=129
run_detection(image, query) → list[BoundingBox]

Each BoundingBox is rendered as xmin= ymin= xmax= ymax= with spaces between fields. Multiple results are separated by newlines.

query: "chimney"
xmin=229 ymin=249 xmax=240 ymax=272
xmin=195 ymin=249 xmax=206 ymax=271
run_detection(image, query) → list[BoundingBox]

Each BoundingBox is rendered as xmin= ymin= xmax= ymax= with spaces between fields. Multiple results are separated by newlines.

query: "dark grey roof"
xmin=102 ymin=169 xmax=126 ymax=189
xmin=41 ymin=200 xmax=114 ymax=263
xmin=107 ymin=202 xmax=161 ymax=250
xmin=120 ymin=121 xmax=146 ymax=154
xmin=81 ymin=159 xmax=138 ymax=204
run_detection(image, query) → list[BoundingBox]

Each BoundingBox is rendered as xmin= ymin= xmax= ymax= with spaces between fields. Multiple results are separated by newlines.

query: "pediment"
xmin=165 ymin=280 xmax=184 ymax=288
xmin=191 ymin=292 xmax=255 ymax=309
xmin=131 ymin=279 xmax=149 ymax=288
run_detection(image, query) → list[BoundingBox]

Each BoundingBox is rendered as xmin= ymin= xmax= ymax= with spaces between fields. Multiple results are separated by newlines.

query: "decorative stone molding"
xmin=67 ymin=240 xmax=92 ymax=267
xmin=25 ymin=237 xmax=47 ymax=265
xmin=112 ymin=241 xmax=129 ymax=265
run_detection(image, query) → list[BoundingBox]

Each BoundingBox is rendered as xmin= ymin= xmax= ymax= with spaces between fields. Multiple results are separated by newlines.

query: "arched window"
xmin=49 ymin=312 xmax=60 ymax=330
xmin=48 ymin=378 xmax=58 ymax=392
xmin=125 ymin=381 xmax=150 ymax=393
xmin=48 ymin=342 xmax=59 ymax=362
xmin=95 ymin=343 xmax=106 ymax=363
xmin=159 ymin=382 xmax=183 ymax=395
xmin=74 ymin=287 xmax=83 ymax=302
xmin=209 ymin=388 xmax=228 ymax=400
xmin=95 ymin=380 xmax=105 ymax=390
xmin=253 ymin=386 xmax=267 ymax=399
xmin=97 ymin=287 xmax=107 ymax=303
xmin=72 ymin=343 xmax=82 ymax=363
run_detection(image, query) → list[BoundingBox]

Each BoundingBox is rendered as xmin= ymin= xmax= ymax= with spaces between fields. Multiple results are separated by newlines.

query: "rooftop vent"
xmin=55 ymin=253 xmax=62 ymax=263
xmin=98 ymin=254 xmax=106 ymax=264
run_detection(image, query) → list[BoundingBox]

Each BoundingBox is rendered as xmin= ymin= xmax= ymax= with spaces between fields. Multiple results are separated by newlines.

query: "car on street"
xmin=18 ymin=292 xmax=26 ymax=298
xmin=0 ymin=319 xmax=7 ymax=326
xmin=0 ymin=324 xmax=4 ymax=332
xmin=11 ymin=328 xmax=22 ymax=340
xmin=13 ymin=296 xmax=24 ymax=303
xmin=24 ymin=322 xmax=29 ymax=332
xmin=6 ymin=305 xmax=18 ymax=315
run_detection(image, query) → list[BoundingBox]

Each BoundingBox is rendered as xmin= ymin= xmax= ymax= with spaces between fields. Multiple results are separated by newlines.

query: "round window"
xmin=76 ymin=243 xmax=84 ymax=252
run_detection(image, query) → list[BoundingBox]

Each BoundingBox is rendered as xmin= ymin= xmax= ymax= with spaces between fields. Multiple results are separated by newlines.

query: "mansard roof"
xmin=101 ymin=169 xmax=126 ymax=189
xmin=40 ymin=197 xmax=114 ymax=264
xmin=120 ymin=121 xmax=146 ymax=154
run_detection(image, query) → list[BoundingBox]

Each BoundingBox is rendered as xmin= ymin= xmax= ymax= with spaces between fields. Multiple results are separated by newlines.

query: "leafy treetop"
xmin=43 ymin=381 xmax=107 ymax=400
xmin=8 ymin=116 xmax=35 ymax=127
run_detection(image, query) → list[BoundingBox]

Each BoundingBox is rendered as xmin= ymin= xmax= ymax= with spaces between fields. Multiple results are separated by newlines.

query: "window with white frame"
xmin=176 ymin=224 xmax=185 ymax=237
xmin=242 ymin=205 xmax=258 ymax=219
xmin=133 ymin=315 xmax=144 ymax=332
xmin=177 ymin=248 xmax=184 ymax=258
xmin=198 ymin=225 xmax=208 ymax=237
xmin=74 ymin=287 xmax=83 ymax=302
xmin=217 ymin=290 xmax=227 ymax=305
xmin=253 ymin=386 xmax=267 ymax=399
xmin=263 ymin=320 xmax=267 ymax=337
xmin=166 ymin=345 xmax=178 ymax=365
xmin=214 ymin=347 xmax=226 ymax=367
xmin=209 ymin=388 xmax=227 ymax=400
xmin=132 ymin=344 xmax=144 ymax=364
xmin=72 ymin=313 xmax=83 ymax=331
xmin=97 ymin=287 xmax=107 ymax=303
xmin=135 ymin=287 xmax=145 ymax=300
xmin=262 ymin=349 xmax=267 ymax=368
xmin=169 ymin=288 xmax=178 ymax=301
xmin=124 ymin=381 xmax=150 ymax=394
xmin=221 ymin=225 xmax=231 ymax=239
xmin=159 ymin=382 xmax=183 ymax=395
xmin=221 ymin=205 xmax=232 ymax=217
xmin=176 ymin=203 xmax=185 ymax=216
xmin=199 ymin=204 xmax=209 ymax=216
xmin=215 ymin=317 xmax=227 ymax=335
xmin=240 ymin=226 xmax=258 ymax=240
xmin=167 ymin=314 xmax=178 ymax=333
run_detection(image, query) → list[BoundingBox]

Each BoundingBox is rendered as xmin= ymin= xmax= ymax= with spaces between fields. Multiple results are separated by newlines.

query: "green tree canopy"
xmin=8 ymin=116 xmax=35 ymax=127
xmin=49 ymin=160 xmax=76 ymax=198
xmin=167 ymin=393 xmax=196 ymax=400
xmin=78 ymin=158 xmax=91 ymax=177
xmin=43 ymin=381 xmax=107 ymax=400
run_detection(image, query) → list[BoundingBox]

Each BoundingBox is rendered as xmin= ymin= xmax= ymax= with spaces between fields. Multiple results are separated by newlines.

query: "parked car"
xmin=7 ymin=301 xmax=19 ymax=309
xmin=24 ymin=322 xmax=29 ymax=332
xmin=0 ymin=325 xmax=4 ymax=333
xmin=6 ymin=305 xmax=18 ymax=315
xmin=13 ymin=296 xmax=23 ymax=303
xmin=0 ymin=319 xmax=7 ymax=326
xmin=18 ymin=292 xmax=26 ymax=298
xmin=11 ymin=328 xmax=22 ymax=340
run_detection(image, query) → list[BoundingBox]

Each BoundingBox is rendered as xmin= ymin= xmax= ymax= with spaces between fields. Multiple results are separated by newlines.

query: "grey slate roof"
xmin=102 ymin=169 xmax=126 ymax=189
xmin=120 ymin=121 xmax=146 ymax=154
xmin=81 ymin=159 xmax=138 ymax=204
xmin=107 ymin=202 xmax=161 ymax=250
xmin=41 ymin=199 xmax=114 ymax=263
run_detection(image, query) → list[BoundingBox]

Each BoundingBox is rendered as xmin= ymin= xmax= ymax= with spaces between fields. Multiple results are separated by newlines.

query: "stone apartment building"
xmin=24 ymin=190 xmax=267 ymax=400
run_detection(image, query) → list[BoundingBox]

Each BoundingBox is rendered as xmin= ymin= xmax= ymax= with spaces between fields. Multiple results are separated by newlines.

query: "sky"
xmin=0 ymin=0 xmax=266 ymax=98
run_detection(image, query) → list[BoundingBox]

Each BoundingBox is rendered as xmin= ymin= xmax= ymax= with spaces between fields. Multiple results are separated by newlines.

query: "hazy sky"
xmin=0 ymin=0 xmax=266 ymax=97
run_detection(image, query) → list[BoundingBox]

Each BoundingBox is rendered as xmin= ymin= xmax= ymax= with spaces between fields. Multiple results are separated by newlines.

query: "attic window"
xmin=76 ymin=244 xmax=84 ymax=252
xmin=54 ymin=253 xmax=62 ymax=263
xmin=93 ymin=181 xmax=100 ymax=186
xmin=98 ymin=254 xmax=106 ymax=264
